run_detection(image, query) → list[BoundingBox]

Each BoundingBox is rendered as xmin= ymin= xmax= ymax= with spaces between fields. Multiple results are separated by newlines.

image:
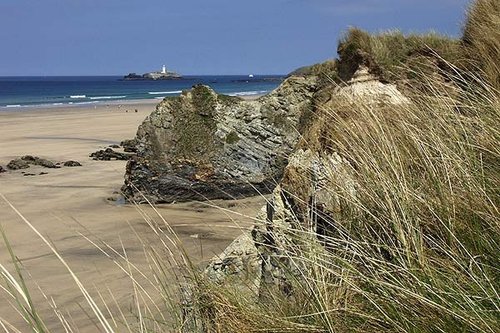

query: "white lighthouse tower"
xmin=161 ymin=65 xmax=166 ymax=74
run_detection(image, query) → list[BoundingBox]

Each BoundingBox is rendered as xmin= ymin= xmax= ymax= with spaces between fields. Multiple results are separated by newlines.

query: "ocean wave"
xmin=89 ymin=95 xmax=127 ymax=100
xmin=73 ymin=101 xmax=99 ymax=105
xmin=30 ymin=103 xmax=66 ymax=108
xmin=5 ymin=104 xmax=22 ymax=108
xmin=70 ymin=95 xmax=86 ymax=99
xmin=30 ymin=103 xmax=67 ymax=108
xmin=228 ymin=90 xmax=269 ymax=97
xmin=148 ymin=90 xmax=182 ymax=95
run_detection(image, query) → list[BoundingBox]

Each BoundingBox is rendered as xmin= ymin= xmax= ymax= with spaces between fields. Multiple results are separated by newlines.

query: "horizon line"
xmin=0 ymin=73 xmax=287 ymax=77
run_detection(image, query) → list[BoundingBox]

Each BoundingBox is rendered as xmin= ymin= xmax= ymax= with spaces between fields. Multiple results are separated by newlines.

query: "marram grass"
xmin=188 ymin=67 xmax=499 ymax=332
xmin=0 ymin=0 xmax=499 ymax=332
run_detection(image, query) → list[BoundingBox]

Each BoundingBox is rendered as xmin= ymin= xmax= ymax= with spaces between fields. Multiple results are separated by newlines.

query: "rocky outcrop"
xmin=204 ymin=233 xmax=261 ymax=296
xmin=190 ymin=25 xmax=496 ymax=330
xmin=90 ymin=148 xmax=133 ymax=161
xmin=5 ymin=156 xmax=84 ymax=171
xmin=20 ymin=155 xmax=58 ymax=168
xmin=251 ymin=151 xmax=357 ymax=295
xmin=7 ymin=155 xmax=60 ymax=170
xmin=122 ymin=76 xmax=318 ymax=203
xmin=204 ymin=67 xmax=411 ymax=295
xmin=120 ymin=139 xmax=138 ymax=153
xmin=7 ymin=159 xmax=30 ymax=170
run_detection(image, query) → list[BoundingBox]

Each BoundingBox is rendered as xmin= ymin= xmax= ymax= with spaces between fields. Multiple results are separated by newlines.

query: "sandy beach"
xmin=0 ymin=101 xmax=265 ymax=331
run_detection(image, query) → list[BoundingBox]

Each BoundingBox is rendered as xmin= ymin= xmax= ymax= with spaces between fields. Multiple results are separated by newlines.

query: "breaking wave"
xmin=89 ymin=95 xmax=127 ymax=100
xmin=148 ymin=90 xmax=182 ymax=95
xmin=228 ymin=90 xmax=269 ymax=96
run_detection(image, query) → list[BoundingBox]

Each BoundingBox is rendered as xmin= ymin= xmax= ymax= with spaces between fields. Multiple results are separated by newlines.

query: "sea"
xmin=0 ymin=75 xmax=284 ymax=110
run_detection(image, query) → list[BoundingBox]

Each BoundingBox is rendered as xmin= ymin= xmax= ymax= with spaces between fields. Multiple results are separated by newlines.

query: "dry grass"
xmin=187 ymin=2 xmax=500 ymax=328
xmin=336 ymin=28 xmax=461 ymax=84
xmin=189 ymin=61 xmax=499 ymax=332
xmin=462 ymin=0 xmax=500 ymax=91
xmin=288 ymin=60 xmax=339 ymax=87
xmin=0 ymin=1 xmax=498 ymax=332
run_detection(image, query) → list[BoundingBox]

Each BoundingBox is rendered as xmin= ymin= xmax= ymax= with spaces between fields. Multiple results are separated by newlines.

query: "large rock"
xmin=204 ymin=67 xmax=411 ymax=296
xmin=122 ymin=76 xmax=318 ymax=203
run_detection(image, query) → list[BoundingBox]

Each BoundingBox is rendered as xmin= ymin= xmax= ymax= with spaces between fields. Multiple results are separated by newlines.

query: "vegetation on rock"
xmin=1 ymin=1 xmax=498 ymax=332
xmin=288 ymin=59 xmax=339 ymax=87
xmin=170 ymin=86 xmax=219 ymax=164
xmin=123 ymin=76 xmax=317 ymax=203
xmin=188 ymin=1 xmax=500 ymax=332
xmin=224 ymin=131 xmax=240 ymax=144
xmin=337 ymin=28 xmax=461 ymax=82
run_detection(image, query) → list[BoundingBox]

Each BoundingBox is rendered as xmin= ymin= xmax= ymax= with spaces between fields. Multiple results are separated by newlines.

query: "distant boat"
xmin=248 ymin=74 xmax=254 ymax=78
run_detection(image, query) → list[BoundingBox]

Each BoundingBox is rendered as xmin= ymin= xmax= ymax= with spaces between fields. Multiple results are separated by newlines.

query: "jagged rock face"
xmin=122 ymin=76 xmax=318 ymax=203
xmin=204 ymin=68 xmax=411 ymax=295
xmin=253 ymin=70 xmax=411 ymax=291
xmin=204 ymin=233 xmax=261 ymax=297
xmin=214 ymin=149 xmax=358 ymax=298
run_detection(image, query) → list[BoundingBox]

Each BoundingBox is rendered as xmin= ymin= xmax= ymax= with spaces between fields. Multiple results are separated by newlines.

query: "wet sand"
xmin=0 ymin=101 xmax=265 ymax=331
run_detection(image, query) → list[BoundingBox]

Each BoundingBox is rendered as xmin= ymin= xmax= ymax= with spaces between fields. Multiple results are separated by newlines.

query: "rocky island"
xmin=123 ymin=65 xmax=182 ymax=80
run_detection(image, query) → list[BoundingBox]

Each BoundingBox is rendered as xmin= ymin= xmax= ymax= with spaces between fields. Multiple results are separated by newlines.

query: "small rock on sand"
xmin=63 ymin=160 xmax=82 ymax=167
xmin=7 ymin=159 xmax=30 ymax=170
xmin=89 ymin=148 xmax=132 ymax=161
xmin=8 ymin=155 xmax=61 ymax=170
xmin=21 ymin=155 xmax=58 ymax=168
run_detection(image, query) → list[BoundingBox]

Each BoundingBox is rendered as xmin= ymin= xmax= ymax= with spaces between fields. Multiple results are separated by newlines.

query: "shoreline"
xmin=0 ymin=93 xmax=265 ymax=113
xmin=0 ymin=98 xmax=160 ymax=116
xmin=0 ymin=98 xmax=161 ymax=113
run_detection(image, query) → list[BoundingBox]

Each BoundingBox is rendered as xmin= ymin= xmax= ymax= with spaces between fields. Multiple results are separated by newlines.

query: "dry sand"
xmin=0 ymin=101 xmax=265 ymax=332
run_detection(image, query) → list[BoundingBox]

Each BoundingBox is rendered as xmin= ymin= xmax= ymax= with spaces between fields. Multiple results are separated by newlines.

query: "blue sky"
xmin=0 ymin=0 xmax=471 ymax=76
